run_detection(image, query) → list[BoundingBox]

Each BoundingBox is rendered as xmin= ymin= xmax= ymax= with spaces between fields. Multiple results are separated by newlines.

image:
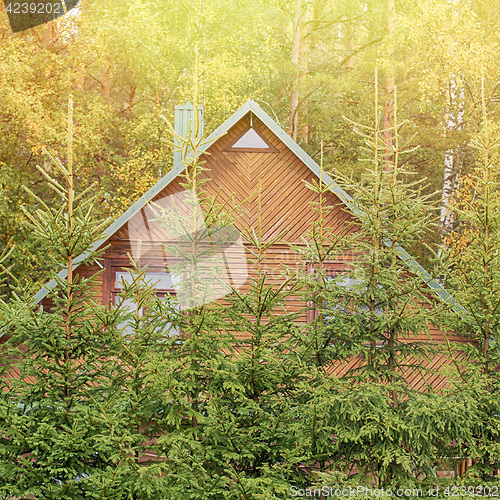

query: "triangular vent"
xmin=225 ymin=126 xmax=278 ymax=152
xmin=233 ymin=128 xmax=268 ymax=149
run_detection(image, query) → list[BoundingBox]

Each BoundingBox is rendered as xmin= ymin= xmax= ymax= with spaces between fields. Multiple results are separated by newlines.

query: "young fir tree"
xmin=0 ymin=98 xmax=130 ymax=498
xmin=60 ymin=69 xmax=307 ymax=497
xmin=120 ymin=79 xmax=316 ymax=496
xmin=146 ymin=179 xmax=313 ymax=497
xmin=92 ymin=82 xmax=250 ymax=498
xmin=440 ymin=80 xmax=500 ymax=483
xmin=293 ymin=76 xmax=468 ymax=489
xmin=195 ymin=184 xmax=313 ymax=498
xmin=58 ymin=75 xmax=243 ymax=496
xmin=130 ymin=134 xmax=244 ymax=498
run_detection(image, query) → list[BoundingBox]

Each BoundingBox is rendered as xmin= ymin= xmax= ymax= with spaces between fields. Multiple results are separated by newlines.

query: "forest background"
xmin=1 ymin=0 xmax=498 ymax=293
xmin=2 ymin=1 xmax=500 ymax=497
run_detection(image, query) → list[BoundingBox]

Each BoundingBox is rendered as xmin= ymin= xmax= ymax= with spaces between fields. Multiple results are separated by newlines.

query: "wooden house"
xmin=31 ymin=100 xmax=466 ymax=389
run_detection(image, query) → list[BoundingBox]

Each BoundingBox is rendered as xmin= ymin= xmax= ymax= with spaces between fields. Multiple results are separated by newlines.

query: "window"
xmin=112 ymin=270 xmax=180 ymax=338
xmin=307 ymin=265 xmax=383 ymax=324
xmin=306 ymin=265 xmax=347 ymax=323
xmin=309 ymin=272 xmax=356 ymax=322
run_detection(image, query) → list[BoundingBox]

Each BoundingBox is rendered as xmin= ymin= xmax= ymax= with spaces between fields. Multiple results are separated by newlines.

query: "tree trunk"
xmin=76 ymin=63 xmax=86 ymax=91
xmin=311 ymin=0 xmax=325 ymax=48
xmin=344 ymin=21 xmax=355 ymax=70
xmin=75 ymin=0 xmax=88 ymax=91
xmin=127 ymin=84 xmax=137 ymax=117
xmin=102 ymin=60 xmax=111 ymax=104
xmin=440 ymin=147 xmax=464 ymax=235
xmin=440 ymin=77 xmax=465 ymax=237
xmin=276 ymin=7 xmax=288 ymax=111
xmin=299 ymin=6 xmax=309 ymax=143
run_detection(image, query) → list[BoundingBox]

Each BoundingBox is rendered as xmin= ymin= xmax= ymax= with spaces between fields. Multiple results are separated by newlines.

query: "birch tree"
xmin=441 ymin=76 xmax=465 ymax=237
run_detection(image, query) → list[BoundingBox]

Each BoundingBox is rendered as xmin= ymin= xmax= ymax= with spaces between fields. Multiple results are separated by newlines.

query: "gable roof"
xmin=33 ymin=100 xmax=465 ymax=314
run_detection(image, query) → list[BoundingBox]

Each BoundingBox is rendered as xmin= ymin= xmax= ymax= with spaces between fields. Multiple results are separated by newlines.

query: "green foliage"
xmin=439 ymin=85 xmax=500 ymax=481
xmin=3 ymin=4 xmax=500 ymax=489
xmin=0 ymin=100 xmax=129 ymax=498
xmin=287 ymin=83 xmax=465 ymax=488
xmin=3 ymin=0 xmax=500 ymax=294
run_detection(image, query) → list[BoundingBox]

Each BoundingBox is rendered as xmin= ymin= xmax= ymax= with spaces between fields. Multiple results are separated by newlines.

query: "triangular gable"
xmin=225 ymin=126 xmax=278 ymax=152
xmin=33 ymin=100 xmax=465 ymax=315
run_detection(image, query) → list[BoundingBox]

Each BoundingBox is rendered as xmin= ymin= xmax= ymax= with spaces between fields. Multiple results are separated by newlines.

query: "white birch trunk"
xmin=440 ymin=77 xmax=465 ymax=237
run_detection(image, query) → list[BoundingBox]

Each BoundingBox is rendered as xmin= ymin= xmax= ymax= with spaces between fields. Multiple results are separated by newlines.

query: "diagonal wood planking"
xmin=186 ymin=115 xmax=358 ymax=242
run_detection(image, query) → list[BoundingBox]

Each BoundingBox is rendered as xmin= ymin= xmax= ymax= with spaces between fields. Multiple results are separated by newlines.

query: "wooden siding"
xmin=25 ymin=112 xmax=470 ymax=390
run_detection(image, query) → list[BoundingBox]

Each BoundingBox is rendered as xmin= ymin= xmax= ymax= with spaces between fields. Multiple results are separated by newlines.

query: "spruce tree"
xmin=293 ymin=76 xmax=464 ymax=488
xmin=440 ymin=80 xmax=500 ymax=483
xmin=126 ymin=86 xmax=317 ymax=497
xmin=0 ymin=98 xmax=128 ymax=498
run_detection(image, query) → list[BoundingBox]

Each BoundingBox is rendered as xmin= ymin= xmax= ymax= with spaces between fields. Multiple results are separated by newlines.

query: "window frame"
xmin=306 ymin=262 xmax=388 ymax=349
xmin=111 ymin=272 xmax=178 ymax=307
xmin=104 ymin=258 xmax=181 ymax=337
xmin=104 ymin=258 xmax=179 ymax=306
xmin=306 ymin=262 xmax=351 ymax=323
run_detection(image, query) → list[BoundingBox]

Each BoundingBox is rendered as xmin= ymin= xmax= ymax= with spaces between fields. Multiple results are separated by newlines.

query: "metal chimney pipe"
xmin=173 ymin=101 xmax=204 ymax=166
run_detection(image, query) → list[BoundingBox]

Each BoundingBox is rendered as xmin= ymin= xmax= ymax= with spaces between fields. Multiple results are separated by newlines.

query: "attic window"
xmin=225 ymin=126 xmax=278 ymax=153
